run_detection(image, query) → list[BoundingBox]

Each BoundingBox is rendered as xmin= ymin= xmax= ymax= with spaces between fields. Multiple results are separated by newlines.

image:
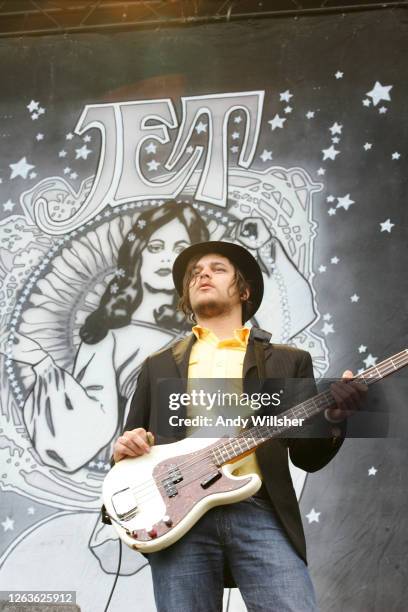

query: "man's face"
xmin=188 ymin=253 xmax=248 ymax=319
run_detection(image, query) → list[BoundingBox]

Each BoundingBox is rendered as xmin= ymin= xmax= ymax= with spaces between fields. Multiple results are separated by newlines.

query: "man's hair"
xmin=177 ymin=252 xmax=252 ymax=324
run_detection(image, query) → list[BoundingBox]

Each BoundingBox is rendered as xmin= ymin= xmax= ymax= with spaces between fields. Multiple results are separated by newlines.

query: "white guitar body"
xmin=103 ymin=436 xmax=261 ymax=553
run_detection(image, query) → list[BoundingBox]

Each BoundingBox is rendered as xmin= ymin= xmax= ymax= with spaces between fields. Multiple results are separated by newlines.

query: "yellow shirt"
xmin=188 ymin=325 xmax=263 ymax=481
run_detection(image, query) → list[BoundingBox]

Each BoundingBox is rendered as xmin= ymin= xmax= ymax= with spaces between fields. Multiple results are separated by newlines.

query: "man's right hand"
xmin=113 ymin=428 xmax=154 ymax=463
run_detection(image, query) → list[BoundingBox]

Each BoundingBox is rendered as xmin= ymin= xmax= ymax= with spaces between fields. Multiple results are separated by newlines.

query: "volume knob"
xmin=148 ymin=528 xmax=158 ymax=539
xmin=163 ymin=515 xmax=173 ymax=527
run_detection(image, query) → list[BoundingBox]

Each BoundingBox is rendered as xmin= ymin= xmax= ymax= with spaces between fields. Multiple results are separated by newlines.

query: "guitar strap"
xmin=250 ymin=327 xmax=272 ymax=383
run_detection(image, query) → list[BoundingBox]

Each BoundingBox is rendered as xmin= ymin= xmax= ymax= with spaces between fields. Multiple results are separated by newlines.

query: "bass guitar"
xmin=102 ymin=349 xmax=407 ymax=552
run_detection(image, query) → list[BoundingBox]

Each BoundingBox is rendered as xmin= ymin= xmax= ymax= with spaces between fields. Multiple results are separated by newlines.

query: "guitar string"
xmin=114 ymin=355 xmax=408 ymax=516
xmin=114 ymin=352 xmax=408 ymax=503
xmin=150 ymin=349 xmax=408 ymax=478
xmin=119 ymin=352 xmax=408 ymax=500
xmin=127 ymin=352 xmax=406 ymax=505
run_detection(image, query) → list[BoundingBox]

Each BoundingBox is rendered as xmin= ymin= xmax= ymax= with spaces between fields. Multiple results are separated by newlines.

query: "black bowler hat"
xmin=172 ymin=241 xmax=264 ymax=321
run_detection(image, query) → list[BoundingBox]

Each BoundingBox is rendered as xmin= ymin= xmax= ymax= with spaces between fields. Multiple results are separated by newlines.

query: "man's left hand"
xmin=326 ymin=370 xmax=368 ymax=422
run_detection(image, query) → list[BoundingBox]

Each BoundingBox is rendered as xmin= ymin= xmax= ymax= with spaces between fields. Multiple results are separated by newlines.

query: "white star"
xmin=362 ymin=98 xmax=371 ymax=107
xmin=145 ymin=142 xmax=157 ymax=154
xmin=350 ymin=294 xmax=360 ymax=303
xmin=280 ymin=90 xmax=293 ymax=102
xmin=195 ymin=121 xmax=207 ymax=134
xmin=31 ymin=113 xmax=39 ymax=120
xmin=326 ymin=195 xmax=335 ymax=203
xmin=70 ymin=172 xmax=78 ymax=179
xmin=317 ymin=168 xmax=325 ymax=176
xmin=260 ymin=149 xmax=273 ymax=162
xmin=332 ymin=137 xmax=340 ymax=144
xmin=323 ymin=313 xmax=332 ymax=321
xmin=63 ymin=167 xmax=71 ymax=174
xmin=368 ymin=466 xmax=378 ymax=476
xmin=328 ymin=208 xmax=336 ymax=216
xmin=322 ymin=145 xmax=340 ymax=161
xmin=27 ymin=507 xmax=35 ymax=515
xmin=186 ymin=145 xmax=194 ymax=154
xmin=3 ymin=199 xmax=16 ymax=211
xmin=1 ymin=517 xmax=14 ymax=531
xmin=75 ymin=145 xmax=92 ymax=160
xmin=231 ymin=131 xmax=240 ymax=140
xmin=36 ymin=133 xmax=44 ymax=141
xmin=336 ymin=194 xmax=354 ymax=211
xmin=59 ymin=150 xmax=67 ymax=158
xmin=380 ymin=219 xmax=394 ymax=233
xmin=322 ymin=323 xmax=334 ymax=336
xmin=391 ymin=152 xmax=400 ymax=160
xmin=29 ymin=171 xmax=37 ymax=179
xmin=38 ymin=107 xmax=45 ymax=115
xmin=306 ymin=111 xmax=315 ymax=119
xmin=268 ymin=114 xmax=286 ymax=130
xmin=66 ymin=132 xmax=74 ymax=140
xmin=331 ymin=256 xmax=339 ymax=264
xmin=284 ymin=106 xmax=292 ymax=114
xmin=147 ymin=159 xmax=160 ymax=171
xmin=318 ymin=265 xmax=326 ymax=273
xmin=234 ymin=115 xmax=243 ymax=123
xmin=27 ymin=100 xmax=39 ymax=112
xmin=83 ymin=134 xmax=91 ymax=142
xmin=9 ymin=156 xmax=35 ymax=179
xmin=363 ymin=353 xmax=377 ymax=368
xmin=366 ymin=81 xmax=392 ymax=106
xmin=363 ymin=142 xmax=372 ymax=151
xmin=379 ymin=106 xmax=388 ymax=114
xmin=329 ymin=122 xmax=343 ymax=135
xmin=230 ymin=146 xmax=239 ymax=153
xmin=306 ymin=508 xmax=321 ymax=523
xmin=358 ymin=345 xmax=367 ymax=353
xmin=335 ymin=71 xmax=344 ymax=79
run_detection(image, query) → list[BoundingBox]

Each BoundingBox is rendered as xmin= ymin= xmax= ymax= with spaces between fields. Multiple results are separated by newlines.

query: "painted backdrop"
xmin=0 ymin=9 xmax=407 ymax=612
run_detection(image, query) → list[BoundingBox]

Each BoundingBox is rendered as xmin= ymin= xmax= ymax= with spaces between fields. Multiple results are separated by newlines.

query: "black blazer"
xmin=121 ymin=327 xmax=345 ymax=581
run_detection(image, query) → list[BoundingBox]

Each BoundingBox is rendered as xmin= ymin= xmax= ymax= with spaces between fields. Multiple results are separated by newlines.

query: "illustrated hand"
xmin=0 ymin=330 xmax=47 ymax=366
xmin=327 ymin=370 xmax=368 ymax=422
xmin=113 ymin=428 xmax=155 ymax=463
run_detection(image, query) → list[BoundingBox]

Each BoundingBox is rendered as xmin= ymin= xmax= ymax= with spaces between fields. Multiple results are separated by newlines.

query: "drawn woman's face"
xmin=140 ymin=217 xmax=191 ymax=292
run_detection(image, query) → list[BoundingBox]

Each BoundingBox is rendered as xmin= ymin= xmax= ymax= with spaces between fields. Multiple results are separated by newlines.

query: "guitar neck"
xmin=212 ymin=349 xmax=408 ymax=466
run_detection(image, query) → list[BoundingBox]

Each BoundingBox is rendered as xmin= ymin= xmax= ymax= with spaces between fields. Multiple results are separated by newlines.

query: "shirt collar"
xmin=192 ymin=324 xmax=250 ymax=348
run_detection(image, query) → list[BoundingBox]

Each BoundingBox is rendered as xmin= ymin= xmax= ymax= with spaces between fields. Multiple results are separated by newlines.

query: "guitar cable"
xmin=103 ymin=530 xmax=122 ymax=612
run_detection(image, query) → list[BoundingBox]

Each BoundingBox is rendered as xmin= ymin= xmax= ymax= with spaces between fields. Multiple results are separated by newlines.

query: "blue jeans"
xmin=148 ymin=496 xmax=318 ymax=612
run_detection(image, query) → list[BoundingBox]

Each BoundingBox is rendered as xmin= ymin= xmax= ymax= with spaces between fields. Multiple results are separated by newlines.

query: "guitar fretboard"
xmin=211 ymin=349 xmax=408 ymax=466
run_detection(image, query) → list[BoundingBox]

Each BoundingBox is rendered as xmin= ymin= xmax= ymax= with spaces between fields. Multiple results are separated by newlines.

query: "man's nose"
xmin=199 ymin=269 xmax=211 ymax=279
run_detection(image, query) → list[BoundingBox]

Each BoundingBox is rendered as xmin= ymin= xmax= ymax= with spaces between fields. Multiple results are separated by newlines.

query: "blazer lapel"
xmin=171 ymin=333 xmax=196 ymax=384
xmin=243 ymin=340 xmax=258 ymax=379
